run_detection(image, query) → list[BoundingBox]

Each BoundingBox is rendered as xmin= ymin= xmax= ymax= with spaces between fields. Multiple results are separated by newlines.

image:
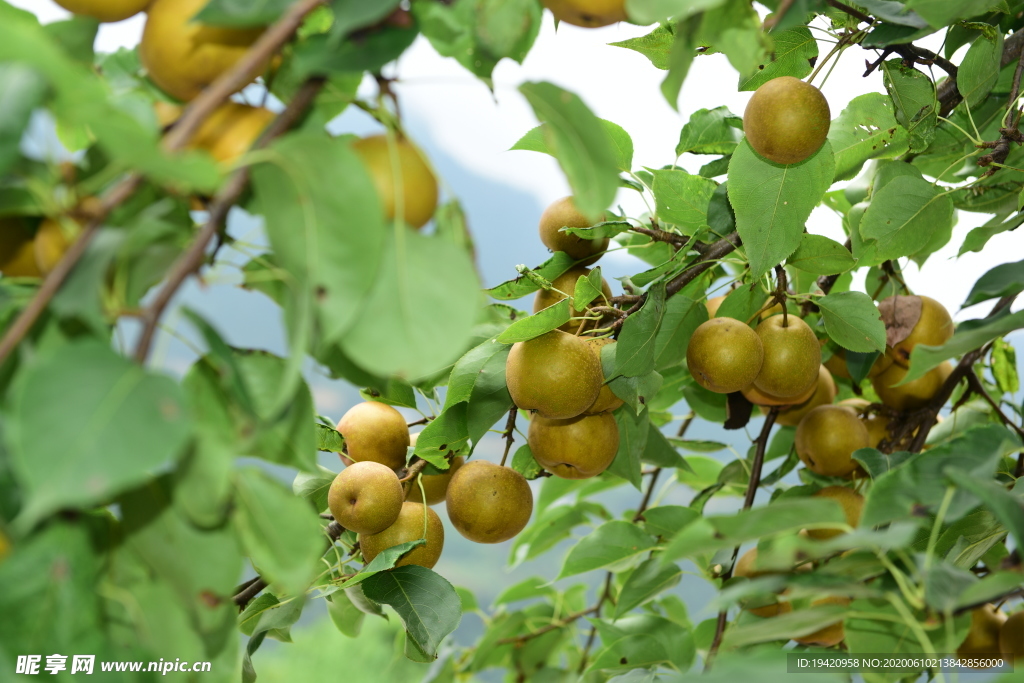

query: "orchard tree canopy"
xmin=3 ymin=0 xmax=1024 ymax=681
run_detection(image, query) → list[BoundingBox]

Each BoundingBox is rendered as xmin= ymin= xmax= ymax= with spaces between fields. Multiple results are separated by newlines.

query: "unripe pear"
xmin=327 ymin=462 xmax=403 ymax=535
xmin=793 ymin=596 xmax=850 ymax=646
xmin=337 ymin=401 xmax=410 ymax=471
xmin=771 ymin=365 xmax=837 ymax=427
xmin=882 ymin=295 xmax=954 ymax=367
xmin=140 ymin=0 xmax=269 ymax=101
xmin=958 ymin=604 xmax=1007 ymax=664
xmin=583 ymin=337 xmax=623 ymax=414
xmin=359 ymin=501 xmax=444 ymax=569
xmin=506 ymin=330 xmax=603 ymax=420
xmin=446 ymin=460 xmax=533 ymax=543
xmin=795 ymin=405 xmax=870 ymax=477
xmin=534 ymin=266 xmax=613 ymax=334
xmin=54 ymin=0 xmax=150 ymax=22
xmin=541 ymin=0 xmax=627 ymax=27
xmin=806 ymin=486 xmax=863 ymax=540
xmin=743 ymin=77 xmax=831 ymax=165
xmin=871 ymin=361 xmax=952 ymax=412
xmin=352 ymin=134 xmax=438 ymax=229
xmin=538 ymin=196 xmax=608 ymax=265
xmin=753 ymin=315 xmax=821 ymax=399
xmin=0 ymin=218 xmax=41 ymax=277
xmin=528 ymin=412 xmax=619 ymax=479
xmin=686 ymin=318 xmax=764 ymax=394
xmin=999 ymin=610 xmax=1024 ymax=661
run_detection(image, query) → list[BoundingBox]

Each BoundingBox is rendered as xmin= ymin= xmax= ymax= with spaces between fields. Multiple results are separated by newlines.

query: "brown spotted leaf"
xmin=878 ymin=295 xmax=922 ymax=348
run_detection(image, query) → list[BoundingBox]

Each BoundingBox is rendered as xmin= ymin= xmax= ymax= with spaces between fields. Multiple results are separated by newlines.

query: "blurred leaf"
xmin=557 ymin=520 xmax=656 ymax=579
xmin=955 ymin=572 xmax=1024 ymax=610
xmin=817 ymin=291 xmax=886 ymax=353
xmin=614 ymin=559 xmax=683 ymax=618
xmin=0 ymin=65 xmax=46 ymax=175
xmin=992 ymin=338 xmax=1019 ymax=394
xmin=642 ymin=505 xmax=700 ymax=538
xmin=512 ymin=118 xmax=634 ymax=173
xmin=608 ymin=408 xmax=648 ymax=488
xmin=195 ymin=0 xmax=311 ymax=27
xmin=949 ymin=470 xmax=1024 ymax=552
xmin=293 ymin=466 xmax=336 ymax=513
xmin=721 ymin=604 xmax=848 ymax=648
xmin=363 ymin=565 xmax=461 ymax=661
xmin=853 ymin=447 xmax=915 ymax=478
xmin=846 ymin=598 xmax=968 ymax=668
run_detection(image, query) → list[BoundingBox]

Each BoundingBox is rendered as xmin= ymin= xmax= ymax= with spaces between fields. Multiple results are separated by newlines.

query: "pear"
xmin=534 ymin=266 xmax=613 ymax=334
xmin=733 ymin=547 xmax=792 ymax=618
xmin=771 ymin=365 xmax=837 ymax=427
xmin=0 ymin=218 xmax=41 ymax=277
xmin=327 ymin=462 xmax=403 ymax=535
xmin=882 ymin=295 xmax=954 ymax=367
xmin=743 ymin=77 xmax=831 ymax=164
xmin=958 ymin=604 xmax=1007 ymax=665
xmin=55 ymin=0 xmax=150 ymax=22
xmin=872 ymin=361 xmax=953 ymax=412
xmin=34 ymin=219 xmax=73 ymax=275
xmin=528 ymin=412 xmax=619 ymax=479
xmin=753 ymin=315 xmax=821 ymax=398
xmin=190 ymin=103 xmax=275 ymax=165
xmin=446 ymin=460 xmax=533 ymax=543
xmin=838 ymin=398 xmax=891 ymax=448
xmin=538 ymin=196 xmax=608 ymax=265
xmin=999 ymin=610 xmax=1024 ymax=661
xmin=743 ymin=378 xmax=816 ymax=408
xmin=823 ymin=345 xmax=893 ymax=380
xmin=406 ymin=451 xmax=464 ymax=506
xmin=706 ymin=295 xmax=726 ymax=318
xmin=337 ymin=401 xmax=410 ymax=471
xmin=795 ymin=405 xmax=870 ymax=477
xmin=140 ymin=0 xmax=269 ymax=101
xmin=687 ymin=318 xmax=764 ymax=394
xmin=359 ymin=501 xmax=444 ymax=569
xmin=540 ymin=0 xmax=627 ymax=27
xmin=793 ymin=596 xmax=851 ymax=647
xmin=583 ymin=337 xmax=624 ymax=414
xmin=352 ymin=134 xmax=438 ymax=230
xmin=506 ymin=330 xmax=603 ymax=420
xmin=806 ymin=486 xmax=863 ymax=540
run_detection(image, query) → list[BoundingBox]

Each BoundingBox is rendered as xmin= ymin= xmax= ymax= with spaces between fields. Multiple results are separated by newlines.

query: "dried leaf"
xmin=877 ymin=295 xmax=922 ymax=348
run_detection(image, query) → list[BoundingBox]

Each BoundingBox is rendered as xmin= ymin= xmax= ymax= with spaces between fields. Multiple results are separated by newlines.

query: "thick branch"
xmin=630 ymin=224 xmax=689 ymax=247
xmin=666 ymin=232 xmax=742 ymax=298
xmin=939 ymin=30 xmax=1024 ymax=116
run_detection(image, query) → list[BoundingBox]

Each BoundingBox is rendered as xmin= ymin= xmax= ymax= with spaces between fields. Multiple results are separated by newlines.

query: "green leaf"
xmin=642 ymin=505 xmax=700 ymax=539
xmin=609 ymin=371 xmax=665 ymax=416
xmin=232 ymin=469 xmax=325 ymax=596
xmin=0 ymin=65 xmax=46 ymax=176
xmin=614 ymin=558 xmax=683 ymax=618
xmin=495 ymin=298 xmax=571 ymax=344
xmin=958 ymin=29 xmax=1002 ymax=108
xmin=610 ymin=24 xmax=675 ymax=69
xmin=859 ymin=175 xmax=954 ymax=263
xmin=902 ymin=309 xmax=1024 ymax=384
xmin=487 ymin=253 xmax=577 ymax=300
xmin=9 ymin=342 xmax=190 ymax=529
xmin=518 ymin=82 xmax=620 ymax=220
xmin=293 ymin=465 xmax=336 ymax=513
xmin=511 ymin=444 xmax=544 ymax=480
xmin=905 ymin=0 xmax=1008 ymax=29
xmin=413 ymin=403 xmax=468 ymax=467
xmin=339 ymin=540 xmax=428 ymax=589
xmin=194 ymin=0 xmax=308 ymax=26
xmin=617 ymin=282 xmax=666 ymax=377
xmin=651 ymin=169 xmax=717 ymax=234
xmin=589 ymin=614 xmax=694 ymax=674
xmin=964 ymin=258 xmax=1024 ymax=306
xmin=853 ymin=448 xmax=915 ymax=479
xmin=493 ymin=576 xmax=556 ymax=605
xmin=737 ymin=27 xmax=817 ymax=91
xmin=653 ymin=295 xmax=708 ymax=370
xmin=846 ymin=598 xmax=968 ymax=668
xmin=728 ymin=139 xmax=835 ymax=278
xmin=607 ymin=409 xmax=649 ymax=489
xmin=881 ymin=58 xmax=937 ymax=152
xmin=557 ymin=520 xmax=656 ymax=579
xmin=316 ymin=423 xmax=345 ymax=452
xmin=511 ymin=118 xmax=634 ymax=173
xmin=660 ymin=17 xmax=701 ymax=110
xmin=721 ymin=604 xmax=848 ymax=648
xmin=955 ymin=572 xmax=1024 ymax=611
xmin=817 ymin=291 xmax=886 ymax=353
xmin=948 ymin=470 xmax=1024 ymax=552
xmin=626 ymin=0 xmax=727 ymax=24
xmin=675 ymin=106 xmax=743 ymax=156
xmin=642 ymin=422 xmax=690 ymax=470
xmin=992 ymin=338 xmax=1019 ymax=394
xmin=959 ymin=213 xmax=1024 ymax=256
xmin=327 ymin=590 xmax=366 ymax=638
xmin=787 ymin=234 xmax=856 ymax=275
xmin=510 ymin=501 xmax=603 ymax=566
xmin=362 ymin=565 xmax=462 ymax=661
xmin=574 ymin=267 xmax=606 ymax=309
xmin=827 ymin=92 xmax=909 ymax=182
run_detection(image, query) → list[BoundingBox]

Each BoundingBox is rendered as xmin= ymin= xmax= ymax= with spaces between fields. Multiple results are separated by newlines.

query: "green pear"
xmin=686 ymin=318 xmax=764 ymax=394
xmin=753 ymin=315 xmax=821 ymax=399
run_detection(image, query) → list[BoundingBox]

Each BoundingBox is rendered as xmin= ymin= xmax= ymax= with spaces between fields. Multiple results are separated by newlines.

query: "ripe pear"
xmin=534 ymin=266 xmax=613 ymax=334
xmin=838 ymin=398 xmax=891 ymax=448
xmin=958 ymin=604 xmax=1007 ymax=664
xmin=352 ymin=134 xmax=438 ymax=230
xmin=538 ymin=196 xmax=608 ymax=265
xmin=337 ymin=401 xmax=410 ymax=471
xmin=807 ymin=486 xmax=863 ymax=540
xmin=872 ymin=361 xmax=952 ymax=412
xmin=687 ymin=318 xmax=764 ymax=394
xmin=771 ymin=365 xmax=837 ymax=427
xmin=793 ymin=596 xmax=851 ymax=646
xmin=743 ymin=77 xmax=831 ymax=165
xmin=583 ymin=337 xmax=623 ymax=414
xmin=327 ymin=462 xmax=403 ymax=535
xmin=795 ymin=405 xmax=870 ymax=477
xmin=823 ymin=345 xmax=893 ymax=380
xmin=0 ymin=218 xmax=41 ymax=277
xmin=506 ymin=330 xmax=604 ymax=419
xmin=753 ymin=315 xmax=820 ymax=399
xmin=406 ymin=452 xmax=464 ymax=506
xmin=883 ymin=295 xmax=954 ymax=367
xmin=446 ymin=460 xmax=533 ymax=543
xmin=528 ymin=412 xmax=619 ymax=479
xmin=734 ymin=547 xmax=791 ymax=618
xmin=359 ymin=501 xmax=444 ymax=569
xmin=999 ymin=610 xmax=1024 ymax=661
xmin=189 ymin=102 xmax=275 ymax=165
xmin=743 ymin=378 xmax=816 ymax=408
xmin=54 ymin=0 xmax=150 ymax=21
xmin=706 ymin=295 xmax=726 ymax=318
xmin=34 ymin=219 xmax=74 ymax=275
xmin=140 ymin=0 xmax=269 ymax=101
xmin=541 ymin=0 xmax=627 ymax=27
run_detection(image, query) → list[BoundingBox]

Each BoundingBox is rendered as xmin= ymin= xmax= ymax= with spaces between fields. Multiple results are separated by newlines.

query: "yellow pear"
xmin=806 ymin=486 xmax=863 ymax=540
xmin=140 ymin=0 xmax=268 ymax=101
xmin=999 ymin=610 xmax=1024 ymax=661
xmin=541 ymin=0 xmax=627 ymax=27
xmin=743 ymin=378 xmax=816 ymax=408
xmin=538 ymin=196 xmax=608 ymax=265
xmin=352 ymin=134 xmax=438 ymax=229
xmin=446 ymin=460 xmax=533 ymax=543
xmin=838 ymin=398 xmax=891 ymax=448
xmin=34 ymin=219 xmax=74 ymax=275
xmin=706 ymin=295 xmax=726 ymax=318
xmin=528 ymin=412 xmax=619 ymax=479
xmin=686 ymin=318 xmax=764 ymax=394
xmin=958 ymin=604 xmax=1007 ymax=665
xmin=872 ymin=361 xmax=953 ymax=412
xmin=882 ymin=295 xmax=954 ymax=367
xmin=793 ymin=596 xmax=851 ymax=646
xmin=0 ymin=218 xmax=41 ymax=277
xmin=506 ymin=330 xmax=603 ymax=420
xmin=189 ymin=102 xmax=275 ymax=165
xmin=358 ymin=501 xmax=444 ymax=569
xmin=753 ymin=315 xmax=821 ymax=398
xmin=795 ymin=405 xmax=870 ymax=477
xmin=771 ymin=365 xmax=837 ymax=427
xmin=743 ymin=77 xmax=831 ymax=164
xmin=583 ymin=337 xmax=623 ymax=414
xmin=337 ymin=401 xmax=410 ymax=471
xmin=406 ymin=444 xmax=464 ymax=507
xmin=327 ymin=462 xmax=403 ymax=535
xmin=534 ymin=266 xmax=613 ymax=334
xmin=55 ymin=0 xmax=150 ymax=21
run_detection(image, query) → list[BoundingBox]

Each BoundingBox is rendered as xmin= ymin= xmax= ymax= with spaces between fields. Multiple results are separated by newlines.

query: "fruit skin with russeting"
xmin=743 ymin=77 xmax=831 ymax=165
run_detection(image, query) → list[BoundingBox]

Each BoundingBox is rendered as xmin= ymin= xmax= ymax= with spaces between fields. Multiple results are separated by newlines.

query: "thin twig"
xmin=495 ymin=605 xmax=600 ymax=646
xmin=666 ymin=232 xmax=741 ymax=298
xmin=966 ymin=371 xmax=1024 ymax=443
xmin=629 ymin=224 xmax=689 ymax=247
xmin=500 ymin=407 xmax=518 ymax=467
xmin=826 ymin=0 xmax=872 ymax=23
xmin=400 ymin=458 xmax=430 ymax=485
xmin=633 ymin=468 xmax=662 ymax=523
xmin=577 ymin=572 xmax=614 ymax=673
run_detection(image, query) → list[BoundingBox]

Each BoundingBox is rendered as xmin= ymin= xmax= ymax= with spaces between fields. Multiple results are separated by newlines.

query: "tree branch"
xmin=496 ymin=605 xmax=600 ymax=646
xmin=500 ymin=407 xmax=517 ymax=467
xmin=629 ymin=223 xmax=689 ymax=248
xmin=965 ymin=371 xmax=1024 ymax=443
xmin=632 ymin=468 xmax=662 ymax=523
xmin=577 ymin=571 xmax=614 ymax=673
xmin=826 ymin=0 xmax=872 ymax=24
xmin=939 ymin=30 xmax=1024 ymax=116
xmin=666 ymin=232 xmax=742 ymax=298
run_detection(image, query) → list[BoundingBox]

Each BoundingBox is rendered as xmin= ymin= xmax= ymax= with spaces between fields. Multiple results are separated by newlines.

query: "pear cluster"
xmin=957 ymin=604 xmax=1024 ymax=666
